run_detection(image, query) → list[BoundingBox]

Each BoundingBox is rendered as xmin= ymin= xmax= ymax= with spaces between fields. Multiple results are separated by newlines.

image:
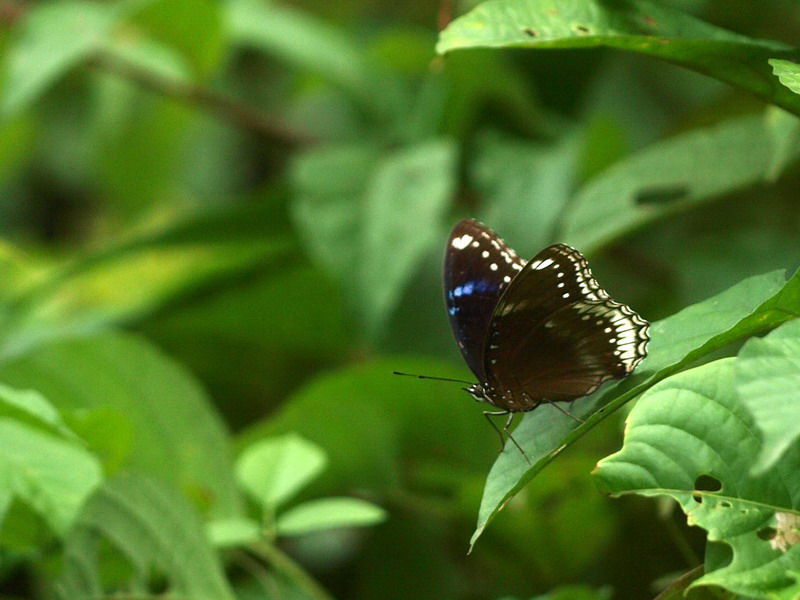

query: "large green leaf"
xmin=437 ymin=0 xmax=800 ymax=115
xmin=735 ymin=319 xmax=800 ymax=474
xmin=2 ymin=2 xmax=122 ymax=116
xmin=562 ymin=112 xmax=800 ymax=253
xmin=471 ymin=268 xmax=800 ymax=549
xmin=595 ymin=359 xmax=800 ymax=599
xmin=292 ymin=139 xmax=456 ymax=338
xmin=0 ymin=333 xmax=242 ymax=518
xmin=56 ymin=473 xmax=235 ymax=600
xmin=0 ymin=419 xmax=101 ymax=536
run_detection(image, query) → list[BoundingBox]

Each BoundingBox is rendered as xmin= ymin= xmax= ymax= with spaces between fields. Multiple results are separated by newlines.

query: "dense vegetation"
xmin=0 ymin=1 xmax=799 ymax=599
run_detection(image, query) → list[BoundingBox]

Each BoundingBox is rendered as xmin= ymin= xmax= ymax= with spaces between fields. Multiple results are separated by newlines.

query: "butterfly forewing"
xmin=484 ymin=244 xmax=649 ymax=407
xmin=444 ymin=219 xmax=525 ymax=381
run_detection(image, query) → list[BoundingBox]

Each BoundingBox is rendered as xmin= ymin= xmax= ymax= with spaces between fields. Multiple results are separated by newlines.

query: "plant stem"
xmin=88 ymin=49 xmax=316 ymax=146
xmin=249 ymin=541 xmax=335 ymax=600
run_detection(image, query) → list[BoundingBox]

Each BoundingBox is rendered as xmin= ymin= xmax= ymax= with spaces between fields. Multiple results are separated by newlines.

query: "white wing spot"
xmin=471 ymin=241 xmax=480 ymax=248
xmin=482 ymin=250 xmax=489 ymax=258
xmin=490 ymin=263 xmax=498 ymax=271
xmin=535 ymin=258 xmax=554 ymax=270
xmin=452 ymin=234 xmax=473 ymax=250
xmin=557 ymin=282 xmax=565 ymax=288
xmin=557 ymin=272 xmax=564 ymax=278
xmin=503 ymin=275 xmax=511 ymax=283
xmin=562 ymin=292 xmax=569 ymax=298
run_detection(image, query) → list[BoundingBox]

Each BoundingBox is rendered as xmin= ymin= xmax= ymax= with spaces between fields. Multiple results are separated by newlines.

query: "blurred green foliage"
xmin=0 ymin=0 xmax=798 ymax=599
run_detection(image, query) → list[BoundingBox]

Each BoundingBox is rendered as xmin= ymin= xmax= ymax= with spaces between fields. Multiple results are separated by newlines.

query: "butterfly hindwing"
xmin=444 ymin=219 xmax=525 ymax=381
xmin=483 ymin=244 xmax=649 ymax=405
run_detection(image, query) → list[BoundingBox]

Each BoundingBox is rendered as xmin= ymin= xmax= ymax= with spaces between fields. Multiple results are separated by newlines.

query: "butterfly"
xmin=443 ymin=219 xmax=649 ymax=457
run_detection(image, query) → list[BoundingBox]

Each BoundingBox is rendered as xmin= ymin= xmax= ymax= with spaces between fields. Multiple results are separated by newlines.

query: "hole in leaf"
xmin=574 ymin=24 xmax=591 ymax=34
xmin=720 ymin=501 xmax=732 ymax=508
xmin=706 ymin=541 xmax=732 ymax=568
xmin=635 ymin=185 xmax=689 ymax=206
xmin=694 ymin=474 xmax=721 ymax=493
xmin=523 ymin=28 xmax=539 ymax=37
xmin=691 ymin=492 xmax=702 ymax=504
xmin=758 ymin=527 xmax=777 ymax=541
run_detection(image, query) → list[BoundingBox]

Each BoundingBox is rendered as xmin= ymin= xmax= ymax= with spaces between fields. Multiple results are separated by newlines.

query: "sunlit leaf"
xmin=438 ymin=0 xmax=800 ymax=115
xmin=276 ymin=497 xmax=387 ymax=536
xmin=0 ymin=419 xmax=101 ymax=536
xmin=0 ymin=382 xmax=75 ymax=439
xmin=2 ymin=2 xmax=122 ymax=116
xmin=56 ymin=474 xmax=236 ymax=600
xmin=770 ymin=59 xmax=800 ymax=96
xmin=130 ymin=0 xmax=225 ymax=76
xmin=735 ymin=319 xmax=800 ymax=474
xmin=471 ymin=268 xmax=800 ymax=549
xmin=595 ymin=359 xmax=800 ymax=599
xmin=237 ymin=433 xmax=328 ymax=510
xmin=206 ymin=517 xmax=261 ymax=548
xmin=0 ymin=203 xmax=295 ymax=357
xmin=0 ymin=333 xmax=243 ymax=518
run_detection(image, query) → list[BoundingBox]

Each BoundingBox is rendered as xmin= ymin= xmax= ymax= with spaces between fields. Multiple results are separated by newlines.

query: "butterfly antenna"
xmin=392 ymin=371 xmax=474 ymax=385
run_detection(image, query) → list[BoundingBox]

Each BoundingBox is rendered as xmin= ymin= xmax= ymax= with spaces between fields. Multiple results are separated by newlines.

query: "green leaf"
xmin=437 ymin=0 xmax=800 ymax=116
xmin=276 ymin=497 xmax=387 ymax=536
xmin=0 ymin=203 xmax=295 ymax=356
xmin=0 ymin=419 xmax=102 ymax=536
xmin=238 ymin=357 xmax=496 ymax=492
xmin=562 ymin=112 xmax=800 ymax=253
xmin=2 ymin=2 xmax=121 ymax=116
xmin=56 ymin=473 xmax=235 ymax=600
xmin=471 ymin=130 xmax=579 ymax=253
xmin=770 ymin=59 xmax=800 ymax=96
xmin=0 ymin=382 xmax=75 ymax=440
xmin=527 ymin=585 xmax=613 ymax=600
xmin=358 ymin=139 xmax=457 ymax=337
xmin=237 ymin=433 xmax=328 ymax=510
xmin=206 ymin=517 xmax=261 ymax=548
xmin=0 ymin=333 xmax=242 ymax=518
xmin=292 ymin=139 xmax=456 ymax=338
xmin=594 ymin=359 xmax=800 ymax=599
xmin=227 ymin=0 xmax=378 ymax=107
xmin=735 ymin=319 xmax=800 ymax=474
xmin=130 ymin=0 xmax=225 ymax=76
xmin=471 ymin=268 xmax=800 ymax=549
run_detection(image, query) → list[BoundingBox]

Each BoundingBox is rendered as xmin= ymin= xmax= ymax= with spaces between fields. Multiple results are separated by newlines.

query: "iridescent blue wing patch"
xmin=444 ymin=219 xmax=525 ymax=381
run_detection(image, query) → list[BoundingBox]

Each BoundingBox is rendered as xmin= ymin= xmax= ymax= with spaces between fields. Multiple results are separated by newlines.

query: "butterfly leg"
xmin=483 ymin=410 xmax=531 ymax=465
xmin=544 ymin=399 xmax=585 ymax=424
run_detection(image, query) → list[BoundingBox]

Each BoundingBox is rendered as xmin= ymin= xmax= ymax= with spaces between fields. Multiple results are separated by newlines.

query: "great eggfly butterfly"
xmin=444 ymin=219 xmax=649 ymax=456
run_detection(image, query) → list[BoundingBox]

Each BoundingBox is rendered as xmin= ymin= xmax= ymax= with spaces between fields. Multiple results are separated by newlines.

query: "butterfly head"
xmin=466 ymin=383 xmax=495 ymax=405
